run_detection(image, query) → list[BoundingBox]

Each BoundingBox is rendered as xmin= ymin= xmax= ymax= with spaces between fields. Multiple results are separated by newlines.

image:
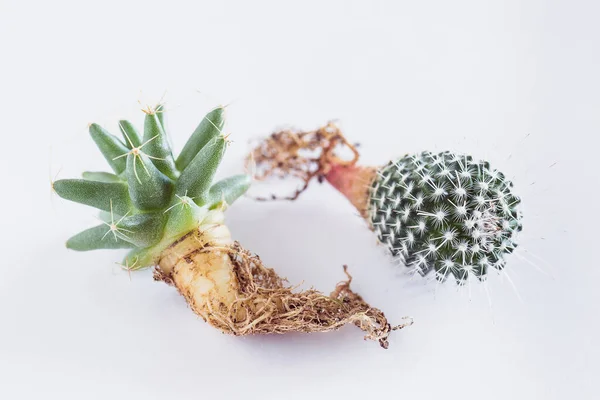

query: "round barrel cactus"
xmin=368 ymin=151 xmax=523 ymax=282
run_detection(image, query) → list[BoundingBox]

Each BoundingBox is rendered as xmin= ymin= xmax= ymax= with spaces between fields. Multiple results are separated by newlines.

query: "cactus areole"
xmin=250 ymin=124 xmax=523 ymax=283
xmin=53 ymin=104 xmax=410 ymax=348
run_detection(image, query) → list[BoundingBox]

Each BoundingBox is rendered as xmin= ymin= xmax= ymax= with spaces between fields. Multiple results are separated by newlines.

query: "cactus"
xmin=53 ymin=105 xmax=405 ymax=348
xmin=249 ymin=124 xmax=523 ymax=284
xmin=55 ymin=105 xmax=245 ymax=267
xmin=369 ymin=151 xmax=522 ymax=282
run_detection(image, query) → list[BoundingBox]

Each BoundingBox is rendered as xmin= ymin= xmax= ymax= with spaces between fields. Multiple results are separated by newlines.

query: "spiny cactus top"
xmin=53 ymin=105 xmax=251 ymax=268
xmin=368 ymin=151 xmax=523 ymax=282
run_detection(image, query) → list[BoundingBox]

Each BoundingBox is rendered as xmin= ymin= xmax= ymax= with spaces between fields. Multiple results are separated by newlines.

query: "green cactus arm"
xmin=175 ymin=135 xmax=227 ymax=203
xmin=119 ymin=202 xmax=205 ymax=270
xmin=72 ymin=211 xmax=165 ymax=250
xmin=206 ymin=174 xmax=251 ymax=209
xmin=82 ymin=171 xmax=122 ymax=183
xmin=116 ymin=213 xmax=166 ymax=248
xmin=125 ymin=152 xmax=174 ymax=211
xmin=155 ymin=104 xmax=167 ymax=131
xmin=89 ymin=123 xmax=129 ymax=174
xmin=163 ymin=196 xmax=206 ymax=239
xmin=53 ymin=179 xmax=131 ymax=215
xmin=118 ymin=120 xmax=142 ymax=149
xmin=176 ymin=107 xmax=224 ymax=171
xmin=142 ymin=113 xmax=178 ymax=179
xmin=122 ymin=247 xmax=157 ymax=270
xmin=66 ymin=224 xmax=136 ymax=251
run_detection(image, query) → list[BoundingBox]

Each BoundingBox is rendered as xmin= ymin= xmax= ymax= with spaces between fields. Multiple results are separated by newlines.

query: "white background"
xmin=1 ymin=1 xmax=598 ymax=399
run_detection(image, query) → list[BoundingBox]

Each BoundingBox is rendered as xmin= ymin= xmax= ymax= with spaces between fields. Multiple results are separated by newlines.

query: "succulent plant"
xmin=250 ymin=124 xmax=523 ymax=284
xmin=53 ymin=104 xmax=403 ymax=347
xmin=368 ymin=151 xmax=522 ymax=282
xmin=54 ymin=105 xmax=250 ymax=268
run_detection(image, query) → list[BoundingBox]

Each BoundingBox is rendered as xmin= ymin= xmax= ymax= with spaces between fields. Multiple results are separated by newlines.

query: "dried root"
xmin=248 ymin=122 xmax=360 ymax=200
xmin=155 ymin=240 xmax=412 ymax=348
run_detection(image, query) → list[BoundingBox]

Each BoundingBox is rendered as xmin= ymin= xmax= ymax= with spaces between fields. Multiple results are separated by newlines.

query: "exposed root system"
xmin=248 ymin=122 xmax=360 ymax=200
xmin=155 ymin=241 xmax=412 ymax=348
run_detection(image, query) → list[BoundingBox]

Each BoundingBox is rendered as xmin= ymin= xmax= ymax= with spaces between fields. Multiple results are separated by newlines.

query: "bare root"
xmin=155 ymin=241 xmax=412 ymax=348
xmin=247 ymin=122 xmax=360 ymax=200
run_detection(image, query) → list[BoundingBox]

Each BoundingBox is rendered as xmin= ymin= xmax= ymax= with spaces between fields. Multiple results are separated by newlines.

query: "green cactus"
xmin=369 ymin=151 xmax=522 ymax=283
xmin=54 ymin=105 xmax=250 ymax=268
xmin=248 ymin=125 xmax=524 ymax=286
xmin=52 ymin=104 xmax=401 ymax=346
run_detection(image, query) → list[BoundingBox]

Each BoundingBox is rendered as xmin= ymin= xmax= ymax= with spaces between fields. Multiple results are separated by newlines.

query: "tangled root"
xmin=248 ymin=122 xmax=360 ymax=200
xmin=155 ymin=241 xmax=412 ymax=348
